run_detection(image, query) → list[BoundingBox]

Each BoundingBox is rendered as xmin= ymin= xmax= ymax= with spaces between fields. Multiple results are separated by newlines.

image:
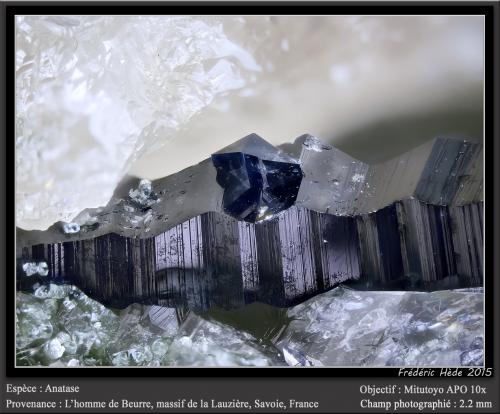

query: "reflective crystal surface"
xmin=163 ymin=312 xmax=282 ymax=366
xmin=16 ymin=284 xmax=281 ymax=367
xmin=62 ymin=223 xmax=80 ymax=234
xmin=16 ymin=198 xmax=483 ymax=310
xmin=16 ymin=135 xmax=482 ymax=249
xmin=211 ymin=134 xmax=303 ymax=222
xmin=277 ymin=286 xmax=484 ymax=366
xmin=212 ymin=154 xmax=302 ymax=222
xmin=290 ymin=134 xmax=483 ymax=216
xmin=22 ymin=262 xmax=48 ymax=277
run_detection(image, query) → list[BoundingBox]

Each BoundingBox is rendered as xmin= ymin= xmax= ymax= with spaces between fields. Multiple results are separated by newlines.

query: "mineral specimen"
xmin=17 ymin=200 xmax=483 ymax=310
xmin=277 ymin=286 xmax=484 ymax=367
xmin=15 ymin=16 xmax=267 ymax=231
xmin=16 ymin=134 xmax=483 ymax=311
xmin=212 ymin=134 xmax=302 ymax=222
xmin=16 ymin=134 xmax=482 ymax=245
xmin=16 ymin=285 xmax=282 ymax=367
xmin=291 ymin=134 xmax=482 ymax=215
xmin=129 ymin=179 xmax=158 ymax=207
xmin=15 ymin=283 xmax=483 ymax=367
xmin=62 ymin=223 xmax=80 ymax=234
xmin=212 ymin=151 xmax=302 ymax=222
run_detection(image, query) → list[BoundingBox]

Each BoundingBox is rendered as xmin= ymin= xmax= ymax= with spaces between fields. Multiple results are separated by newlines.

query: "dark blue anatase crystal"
xmin=211 ymin=152 xmax=303 ymax=222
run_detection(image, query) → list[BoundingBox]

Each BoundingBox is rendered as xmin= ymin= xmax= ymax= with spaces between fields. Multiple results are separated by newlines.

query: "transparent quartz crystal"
xmin=15 ymin=16 xmax=265 ymax=230
xmin=277 ymin=286 xmax=484 ymax=366
xmin=161 ymin=312 xmax=282 ymax=366
xmin=16 ymin=284 xmax=281 ymax=367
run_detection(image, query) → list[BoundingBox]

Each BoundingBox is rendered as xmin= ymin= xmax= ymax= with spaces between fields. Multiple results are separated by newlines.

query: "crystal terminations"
xmin=17 ymin=134 xmax=483 ymax=310
xmin=17 ymin=134 xmax=482 ymax=244
xmin=212 ymin=152 xmax=302 ymax=222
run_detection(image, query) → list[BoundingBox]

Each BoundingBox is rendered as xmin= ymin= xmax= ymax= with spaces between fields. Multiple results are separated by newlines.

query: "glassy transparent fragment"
xmin=277 ymin=286 xmax=483 ymax=366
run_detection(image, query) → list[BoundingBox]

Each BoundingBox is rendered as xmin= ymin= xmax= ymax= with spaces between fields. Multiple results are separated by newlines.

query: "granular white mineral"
xmin=67 ymin=359 xmax=80 ymax=367
xmin=22 ymin=262 xmax=49 ymax=277
xmin=16 ymin=285 xmax=281 ymax=367
xmin=22 ymin=263 xmax=39 ymax=277
xmin=351 ymin=173 xmax=365 ymax=183
xmin=63 ymin=222 xmax=80 ymax=234
xmin=43 ymin=338 xmax=65 ymax=360
xmin=278 ymin=286 xmax=484 ymax=367
xmin=16 ymin=284 xmax=483 ymax=367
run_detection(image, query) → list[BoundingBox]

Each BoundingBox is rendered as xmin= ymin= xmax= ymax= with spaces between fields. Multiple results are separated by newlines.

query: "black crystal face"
xmin=211 ymin=152 xmax=303 ymax=222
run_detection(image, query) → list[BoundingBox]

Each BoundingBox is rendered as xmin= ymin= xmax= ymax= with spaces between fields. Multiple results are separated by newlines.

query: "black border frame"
xmin=3 ymin=1 xmax=498 ymax=379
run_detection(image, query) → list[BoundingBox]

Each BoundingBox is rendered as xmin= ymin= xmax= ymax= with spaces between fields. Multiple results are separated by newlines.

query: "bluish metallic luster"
xmin=211 ymin=152 xmax=303 ymax=222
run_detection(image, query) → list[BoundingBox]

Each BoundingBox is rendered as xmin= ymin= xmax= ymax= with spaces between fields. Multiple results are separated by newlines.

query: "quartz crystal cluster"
xmin=278 ymin=286 xmax=484 ymax=367
xmin=16 ymin=284 xmax=282 ymax=367
xmin=16 ymin=284 xmax=483 ymax=367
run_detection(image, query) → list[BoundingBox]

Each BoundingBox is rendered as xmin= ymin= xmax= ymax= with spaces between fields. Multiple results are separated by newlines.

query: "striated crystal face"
xmin=16 ymin=135 xmax=483 ymax=311
xmin=211 ymin=152 xmax=303 ymax=222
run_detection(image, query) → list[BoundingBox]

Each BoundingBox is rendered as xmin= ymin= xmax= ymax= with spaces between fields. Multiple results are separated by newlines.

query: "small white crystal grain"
xmin=44 ymin=338 xmax=65 ymax=360
xmin=178 ymin=336 xmax=193 ymax=348
xmin=302 ymin=136 xmax=332 ymax=152
xmin=22 ymin=263 xmax=39 ymax=276
xmin=138 ymin=179 xmax=152 ymax=196
xmin=22 ymin=262 xmax=49 ymax=277
xmin=351 ymin=173 xmax=365 ymax=183
xmin=67 ymin=359 xmax=80 ymax=367
xmin=63 ymin=222 xmax=80 ymax=234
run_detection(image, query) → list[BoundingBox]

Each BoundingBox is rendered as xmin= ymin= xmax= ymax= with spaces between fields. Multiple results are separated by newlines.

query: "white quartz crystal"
xmin=62 ymin=222 xmax=80 ymax=234
xmin=16 ymin=16 xmax=262 ymax=230
xmin=22 ymin=262 xmax=48 ymax=277
xmin=43 ymin=338 xmax=65 ymax=360
xmin=278 ymin=286 xmax=484 ymax=366
xmin=21 ymin=263 xmax=39 ymax=277
xmin=129 ymin=179 xmax=154 ymax=206
xmin=16 ymin=285 xmax=281 ymax=366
